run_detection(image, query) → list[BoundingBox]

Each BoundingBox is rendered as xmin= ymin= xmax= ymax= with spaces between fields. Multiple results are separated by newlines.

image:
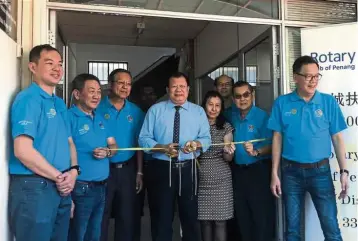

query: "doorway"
xmin=50 ymin=8 xmax=282 ymax=241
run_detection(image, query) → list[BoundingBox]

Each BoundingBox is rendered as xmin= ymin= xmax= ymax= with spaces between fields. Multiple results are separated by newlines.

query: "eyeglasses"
xmin=217 ymin=83 xmax=232 ymax=88
xmin=234 ymin=91 xmax=251 ymax=99
xmin=295 ymin=73 xmax=322 ymax=82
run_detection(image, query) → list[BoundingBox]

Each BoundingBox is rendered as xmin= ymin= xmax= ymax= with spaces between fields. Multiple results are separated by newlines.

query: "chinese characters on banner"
xmin=301 ymin=23 xmax=358 ymax=240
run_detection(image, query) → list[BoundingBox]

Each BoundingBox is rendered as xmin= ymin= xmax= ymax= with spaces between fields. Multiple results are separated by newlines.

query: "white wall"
xmin=194 ymin=22 xmax=270 ymax=77
xmin=0 ymin=30 xmax=20 ymax=241
xmin=75 ymin=44 xmax=176 ymax=77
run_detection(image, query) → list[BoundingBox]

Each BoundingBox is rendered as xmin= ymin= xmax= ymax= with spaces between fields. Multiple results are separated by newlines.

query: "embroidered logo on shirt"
xmin=248 ymin=125 xmax=254 ymax=132
xmin=284 ymin=109 xmax=297 ymax=117
xmin=315 ymin=109 xmax=323 ymax=118
xmin=291 ymin=109 xmax=297 ymax=115
xmin=79 ymin=124 xmax=90 ymax=135
xmin=104 ymin=114 xmax=110 ymax=120
xmin=46 ymin=108 xmax=57 ymax=119
xmin=127 ymin=115 xmax=133 ymax=123
xmin=99 ymin=122 xmax=105 ymax=129
xmin=18 ymin=120 xmax=32 ymax=126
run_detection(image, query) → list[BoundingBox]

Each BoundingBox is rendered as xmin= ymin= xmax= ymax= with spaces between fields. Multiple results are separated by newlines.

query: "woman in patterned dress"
xmin=198 ymin=90 xmax=236 ymax=241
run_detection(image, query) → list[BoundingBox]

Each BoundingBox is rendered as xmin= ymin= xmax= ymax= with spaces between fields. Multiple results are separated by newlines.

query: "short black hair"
xmin=201 ymin=90 xmax=226 ymax=130
xmin=72 ymin=73 xmax=100 ymax=92
xmin=293 ymin=55 xmax=319 ymax=74
xmin=108 ymin=69 xmax=132 ymax=83
xmin=168 ymin=72 xmax=190 ymax=87
xmin=232 ymin=81 xmax=254 ymax=94
xmin=29 ymin=44 xmax=62 ymax=63
xmin=214 ymin=75 xmax=234 ymax=86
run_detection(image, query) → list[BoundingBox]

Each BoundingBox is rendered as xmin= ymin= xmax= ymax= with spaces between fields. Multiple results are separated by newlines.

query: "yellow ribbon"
xmin=108 ymin=138 xmax=269 ymax=151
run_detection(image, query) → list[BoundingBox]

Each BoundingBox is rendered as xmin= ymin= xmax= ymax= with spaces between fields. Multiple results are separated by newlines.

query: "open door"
xmin=241 ymin=26 xmax=283 ymax=241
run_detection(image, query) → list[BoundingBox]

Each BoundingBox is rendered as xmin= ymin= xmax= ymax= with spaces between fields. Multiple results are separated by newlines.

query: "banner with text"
xmin=301 ymin=23 xmax=358 ymax=240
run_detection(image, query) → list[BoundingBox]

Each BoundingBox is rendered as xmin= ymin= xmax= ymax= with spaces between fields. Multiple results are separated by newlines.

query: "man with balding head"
xmin=214 ymin=75 xmax=234 ymax=109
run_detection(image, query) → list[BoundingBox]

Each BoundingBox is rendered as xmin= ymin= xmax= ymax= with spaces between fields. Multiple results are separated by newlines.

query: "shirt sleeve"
xmin=260 ymin=113 xmax=273 ymax=146
xmin=63 ymin=110 xmax=72 ymax=138
xmin=196 ymin=107 xmax=211 ymax=152
xmin=138 ymin=108 xmax=158 ymax=152
xmin=135 ymin=109 xmax=145 ymax=140
xmin=267 ymin=98 xmax=283 ymax=133
xmin=329 ymin=96 xmax=347 ymax=135
xmin=224 ymin=122 xmax=234 ymax=136
xmin=11 ymin=96 xmax=41 ymax=140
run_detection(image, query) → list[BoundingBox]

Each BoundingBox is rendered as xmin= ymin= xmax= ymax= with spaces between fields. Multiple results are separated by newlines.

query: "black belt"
xmin=235 ymin=159 xmax=269 ymax=169
xmin=283 ymin=158 xmax=329 ymax=169
xmin=151 ymin=159 xmax=192 ymax=168
xmin=76 ymin=179 xmax=107 ymax=186
xmin=171 ymin=160 xmax=192 ymax=168
xmin=110 ymin=161 xmax=130 ymax=169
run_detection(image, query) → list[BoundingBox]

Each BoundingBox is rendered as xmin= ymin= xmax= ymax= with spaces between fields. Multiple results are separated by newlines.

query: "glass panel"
xmin=244 ymin=36 xmax=273 ymax=112
xmin=48 ymin=0 xmax=279 ymax=19
xmin=286 ymin=27 xmax=301 ymax=92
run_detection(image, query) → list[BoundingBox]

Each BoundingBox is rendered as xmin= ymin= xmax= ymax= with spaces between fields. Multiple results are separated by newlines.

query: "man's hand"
xmin=339 ymin=173 xmax=349 ymax=199
xmin=223 ymin=143 xmax=235 ymax=155
xmin=270 ymin=174 xmax=281 ymax=198
xmin=136 ymin=173 xmax=143 ymax=194
xmin=183 ymin=141 xmax=197 ymax=154
xmin=165 ymin=143 xmax=179 ymax=158
xmin=243 ymin=142 xmax=255 ymax=156
xmin=93 ymin=147 xmax=109 ymax=159
xmin=56 ymin=169 xmax=77 ymax=196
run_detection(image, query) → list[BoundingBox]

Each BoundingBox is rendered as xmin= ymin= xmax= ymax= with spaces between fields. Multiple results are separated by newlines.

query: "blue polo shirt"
xmin=68 ymin=106 xmax=112 ymax=181
xmin=267 ymin=90 xmax=347 ymax=163
xmin=139 ymin=100 xmax=211 ymax=161
xmin=231 ymin=106 xmax=272 ymax=165
xmin=10 ymin=83 xmax=71 ymax=174
xmin=223 ymin=104 xmax=238 ymax=125
xmin=97 ymin=97 xmax=144 ymax=163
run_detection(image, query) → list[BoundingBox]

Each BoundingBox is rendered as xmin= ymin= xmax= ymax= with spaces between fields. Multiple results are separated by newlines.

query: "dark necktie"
xmin=173 ymin=106 xmax=181 ymax=144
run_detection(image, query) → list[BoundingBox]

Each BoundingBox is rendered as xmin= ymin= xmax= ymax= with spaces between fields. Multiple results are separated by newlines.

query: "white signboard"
xmin=301 ymin=23 xmax=358 ymax=240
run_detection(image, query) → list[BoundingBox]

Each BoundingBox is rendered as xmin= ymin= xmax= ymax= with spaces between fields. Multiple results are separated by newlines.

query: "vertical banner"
xmin=301 ymin=23 xmax=358 ymax=240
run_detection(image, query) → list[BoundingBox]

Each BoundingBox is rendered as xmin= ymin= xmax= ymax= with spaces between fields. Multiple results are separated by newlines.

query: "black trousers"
xmin=147 ymin=159 xmax=200 ymax=241
xmin=101 ymin=157 xmax=137 ymax=241
xmin=232 ymin=159 xmax=276 ymax=241
xmin=134 ymin=161 xmax=150 ymax=241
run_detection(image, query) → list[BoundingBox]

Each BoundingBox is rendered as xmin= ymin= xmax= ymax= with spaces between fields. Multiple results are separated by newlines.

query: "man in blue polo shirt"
xmin=139 ymin=72 xmax=211 ymax=241
xmin=229 ymin=81 xmax=275 ymax=241
xmin=9 ymin=44 xmax=79 ymax=241
xmin=98 ymin=69 xmax=144 ymax=241
xmin=68 ymin=73 xmax=117 ymax=241
xmin=268 ymin=56 xmax=349 ymax=241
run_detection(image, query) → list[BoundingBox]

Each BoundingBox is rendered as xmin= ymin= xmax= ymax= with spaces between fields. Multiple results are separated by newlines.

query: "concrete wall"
xmin=0 ymin=30 xmax=21 ymax=241
xmin=75 ymin=44 xmax=176 ymax=78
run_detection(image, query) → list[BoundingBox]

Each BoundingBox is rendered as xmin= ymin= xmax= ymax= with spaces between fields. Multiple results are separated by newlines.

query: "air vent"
xmin=286 ymin=0 xmax=357 ymax=23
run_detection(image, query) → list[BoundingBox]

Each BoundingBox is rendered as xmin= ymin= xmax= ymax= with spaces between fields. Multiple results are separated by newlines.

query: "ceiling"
xmin=53 ymin=0 xmax=277 ymax=19
xmin=58 ymin=11 xmax=209 ymax=48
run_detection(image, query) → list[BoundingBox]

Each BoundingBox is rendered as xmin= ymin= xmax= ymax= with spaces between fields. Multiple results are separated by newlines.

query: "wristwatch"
xmin=253 ymin=149 xmax=261 ymax=157
xmin=107 ymin=149 xmax=112 ymax=157
xmin=340 ymin=169 xmax=349 ymax=175
xmin=63 ymin=165 xmax=81 ymax=175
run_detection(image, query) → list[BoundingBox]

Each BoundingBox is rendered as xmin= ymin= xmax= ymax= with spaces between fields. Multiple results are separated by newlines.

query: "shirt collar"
xmin=31 ymin=82 xmax=54 ymax=99
xmin=71 ymin=105 xmax=95 ymax=117
xmin=167 ymin=99 xmax=189 ymax=111
xmin=239 ymin=105 xmax=256 ymax=121
xmin=290 ymin=89 xmax=322 ymax=104
xmin=104 ymin=96 xmax=128 ymax=111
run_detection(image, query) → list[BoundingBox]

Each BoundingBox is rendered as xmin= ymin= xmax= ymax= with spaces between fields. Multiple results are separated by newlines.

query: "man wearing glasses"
xmin=231 ymin=81 xmax=275 ymax=241
xmin=98 ymin=69 xmax=145 ymax=241
xmin=268 ymin=56 xmax=349 ymax=241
